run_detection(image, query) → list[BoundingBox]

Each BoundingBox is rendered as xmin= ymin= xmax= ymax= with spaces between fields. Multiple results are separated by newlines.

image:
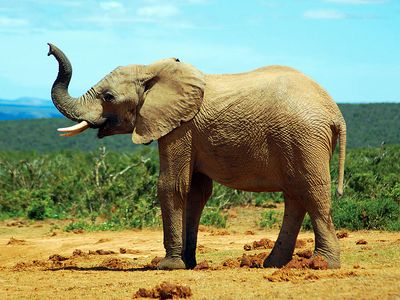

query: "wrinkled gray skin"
xmin=48 ymin=44 xmax=346 ymax=270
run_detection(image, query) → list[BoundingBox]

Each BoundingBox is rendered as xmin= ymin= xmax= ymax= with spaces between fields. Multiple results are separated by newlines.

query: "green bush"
xmin=64 ymin=220 xmax=122 ymax=232
xmin=332 ymin=197 xmax=400 ymax=230
xmin=259 ymin=210 xmax=281 ymax=228
xmin=200 ymin=208 xmax=227 ymax=228
xmin=0 ymin=144 xmax=399 ymax=231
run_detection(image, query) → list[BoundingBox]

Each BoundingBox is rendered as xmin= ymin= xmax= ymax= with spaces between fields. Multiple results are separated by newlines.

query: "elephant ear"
xmin=132 ymin=58 xmax=205 ymax=144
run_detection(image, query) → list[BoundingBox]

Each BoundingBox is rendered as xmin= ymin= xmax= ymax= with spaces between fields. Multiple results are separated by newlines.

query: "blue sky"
xmin=0 ymin=0 xmax=399 ymax=103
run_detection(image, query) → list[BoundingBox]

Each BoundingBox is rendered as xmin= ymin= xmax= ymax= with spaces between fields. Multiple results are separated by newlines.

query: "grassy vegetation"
xmin=1 ymin=144 xmax=399 ymax=231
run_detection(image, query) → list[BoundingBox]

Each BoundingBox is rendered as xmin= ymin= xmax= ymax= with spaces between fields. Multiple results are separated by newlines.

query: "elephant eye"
xmin=103 ymin=92 xmax=115 ymax=102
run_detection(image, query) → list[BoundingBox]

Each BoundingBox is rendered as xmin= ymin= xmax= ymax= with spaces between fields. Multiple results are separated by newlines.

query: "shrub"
xmin=200 ymin=208 xmax=227 ymax=228
xmin=259 ymin=210 xmax=281 ymax=228
xmin=332 ymin=197 xmax=400 ymax=230
xmin=1 ymin=145 xmax=399 ymax=231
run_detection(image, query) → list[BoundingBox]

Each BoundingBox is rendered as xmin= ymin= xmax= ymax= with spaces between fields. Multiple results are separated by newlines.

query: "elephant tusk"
xmin=57 ymin=120 xmax=89 ymax=137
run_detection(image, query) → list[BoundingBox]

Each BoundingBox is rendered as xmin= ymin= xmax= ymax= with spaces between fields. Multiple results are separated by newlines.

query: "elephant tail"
xmin=336 ymin=118 xmax=346 ymax=196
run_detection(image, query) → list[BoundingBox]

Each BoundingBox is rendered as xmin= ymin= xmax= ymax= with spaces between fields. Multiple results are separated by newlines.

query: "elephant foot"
xmin=158 ymin=257 xmax=186 ymax=270
xmin=183 ymin=251 xmax=197 ymax=269
xmin=263 ymin=254 xmax=292 ymax=268
xmin=183 ymin=258 xmax=196 ymax=269
xmin=313 ymin=251 xmax=341 ymax=269
xmin=264 ymin=253 xmax=340 ymax=269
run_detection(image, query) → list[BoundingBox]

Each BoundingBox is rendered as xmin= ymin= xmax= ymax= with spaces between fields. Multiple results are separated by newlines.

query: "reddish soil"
xmin=244 ymin=238 xmax=275 ymax=250
xmin=284 ymin=255 xmax=328 ymax=270
xmin=209 ymin=229 xmax=230 ymax=236
xmin=194 ymin=260 xmax=210 ymax=270
xmin=295 ymin=249 xmax=313 ymax=259
xmin=146 ymin=256 xmax=164 ymax=269
xmin=88 ymin=249 xmax=116 ymax=255
xmin=222 ymin=257 xmax=241 ymax=268
xmin=99 ymin=257 xmax=133 ymax=269
xmin=1 ymin=207 xmax=399 ymax=299
xmin=295 ymin=239 xmax=307 ymax=248
xmin=356 ymin=239 xmax=368 ymax=245
xmin=244 ymin=230 xmax=255 ymax=235
xmin=240 ymin=252 xmax=268 ymax=268
xmin=133 ymin=282 xmax=192 ymax=299
xmin=48 ymin=254 xmax=69 ymax=262
xmin=336 ymin=231 xmax=349 ymax=239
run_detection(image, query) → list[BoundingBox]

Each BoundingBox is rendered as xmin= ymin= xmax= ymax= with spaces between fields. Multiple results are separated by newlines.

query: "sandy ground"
xmin=0 ymin=207 xmax=399 ymax=300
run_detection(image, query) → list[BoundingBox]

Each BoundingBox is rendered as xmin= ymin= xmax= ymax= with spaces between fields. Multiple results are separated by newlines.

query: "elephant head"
xmin=48 ymin=43 xmax=205 ymax=144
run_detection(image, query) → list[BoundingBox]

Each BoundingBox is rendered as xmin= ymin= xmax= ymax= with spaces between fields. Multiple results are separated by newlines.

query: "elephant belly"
xmin=194 ymin=145 xmax=284 ymax=193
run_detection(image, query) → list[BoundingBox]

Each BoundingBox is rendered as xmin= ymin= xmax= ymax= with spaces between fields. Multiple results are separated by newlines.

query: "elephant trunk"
xmin=47 ymin=43 xmax=97 ymax=123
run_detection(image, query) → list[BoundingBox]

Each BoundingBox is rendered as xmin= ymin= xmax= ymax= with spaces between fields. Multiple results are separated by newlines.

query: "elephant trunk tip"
xmin=336 ymin=187 xmax=344 ymax=197
xmin=47 ymin=43 xmax=57 ymax=57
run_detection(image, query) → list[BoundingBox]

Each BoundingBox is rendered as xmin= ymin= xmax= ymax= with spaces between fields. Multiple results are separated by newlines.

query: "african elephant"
xmin=48 ymin=43 xmax=346 ymax=270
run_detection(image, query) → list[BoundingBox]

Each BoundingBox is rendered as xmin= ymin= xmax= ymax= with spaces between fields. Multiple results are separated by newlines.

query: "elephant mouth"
xmin=97 ymin=124 xmax=108 ymax=139
xmin=97 ymin=117 xmax=123 ymax=139
xmin=57 ymin=116 xmax=124 ymax=139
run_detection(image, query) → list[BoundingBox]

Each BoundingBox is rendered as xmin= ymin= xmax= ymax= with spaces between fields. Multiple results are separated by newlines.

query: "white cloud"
xmin=303 ymin=9 xmax=347 ymax=19
xmin=99 ymin=1 xmax=124 ymax=11
xmin=324 ymin=0 xmax=388 ymax=4
xmin=0 ymin=17 xmax=28 ymax=27
xmin=137 ymin=5 xmax=179 ymax=19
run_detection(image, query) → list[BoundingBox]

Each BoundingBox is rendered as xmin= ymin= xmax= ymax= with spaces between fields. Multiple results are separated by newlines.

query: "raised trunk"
xmin=47 ymin=43 xmax=95 ymax=122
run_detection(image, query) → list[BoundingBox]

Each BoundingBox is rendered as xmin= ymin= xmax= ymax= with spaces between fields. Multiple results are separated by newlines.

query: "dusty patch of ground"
xmin=0 ymin=207 xmax=399 ymax=299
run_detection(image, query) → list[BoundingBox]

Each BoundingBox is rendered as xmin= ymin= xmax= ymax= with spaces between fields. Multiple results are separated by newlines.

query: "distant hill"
xmin=0 ymin=118 xmax=143 ymax=152
xmin=339 ymin=103 xmax=400 ymax=148
xmin=0 ymin=103 xmax=398 ymax=151
xmin=0 ymin=97 xmax=61 ymax=120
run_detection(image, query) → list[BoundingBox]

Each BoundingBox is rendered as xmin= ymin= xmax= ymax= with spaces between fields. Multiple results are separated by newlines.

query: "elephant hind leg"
xmin=182 ymin=172 xmax=213 ymax=269
xmin=263 ymin=193 xmax=306 ymax=268
xmin=303 ymin=184 xmax=341 ymax=268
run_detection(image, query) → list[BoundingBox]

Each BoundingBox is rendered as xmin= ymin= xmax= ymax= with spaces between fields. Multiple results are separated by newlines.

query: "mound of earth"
xmin=285 ymin=255 xmax=328 ymax=270
xmin=222 ymin=257 xmax=241 ymax=268
xmin=295 ymin=239 xmax=307 ymax=248
xmin=244 ymin=238 xmax=275 ymax=251
xmin=240 ymin=253 xmax=269 ymax=268
xmin=356 ymin=239 xmax=368 ymax=245
xmin=209 ymin=229 xmax=230 ymax=236
xmin=295 ymin=250 xmax=313 ymax=259
xmin=88 ymin=249 xmax=116 ymax=255
xmin=48 ymin=254 xmax=69 ymax=262
xmin=265 ymin=269 xmax=360 ymax=283
xmin=194 ymin=260 xmax=210 ymax=270
xmin=13 ymin=257 xmax=76 ymax=271
xmin=133 ymin=282 xmax=192 ymax=299
xmin=146 ymin=256 xmax=164 ymax=269
xmin=336 ymin=231 xmax=349 ymax=239
xmin=99 ymin=258 xmax=133 ymax=269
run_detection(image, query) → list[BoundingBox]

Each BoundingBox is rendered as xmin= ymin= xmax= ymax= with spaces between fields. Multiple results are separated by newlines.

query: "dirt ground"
xmin=1 ymin=207 xmax=399 ymax=299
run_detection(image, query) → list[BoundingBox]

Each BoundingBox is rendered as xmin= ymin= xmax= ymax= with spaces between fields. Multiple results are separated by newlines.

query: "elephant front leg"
xmin=157 ymin=176 xmax=187 ymax=270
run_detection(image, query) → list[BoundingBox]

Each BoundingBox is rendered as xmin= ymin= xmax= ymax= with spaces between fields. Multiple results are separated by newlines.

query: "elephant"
xmin=47 ymin=43 xmax=346 ymax=270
